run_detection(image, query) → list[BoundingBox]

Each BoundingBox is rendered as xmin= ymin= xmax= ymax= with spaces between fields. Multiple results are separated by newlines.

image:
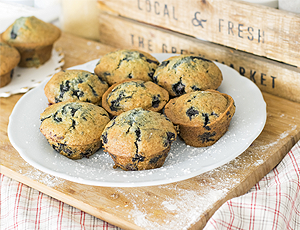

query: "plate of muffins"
xmin=8 ymin=50 xmax=267 ymax=187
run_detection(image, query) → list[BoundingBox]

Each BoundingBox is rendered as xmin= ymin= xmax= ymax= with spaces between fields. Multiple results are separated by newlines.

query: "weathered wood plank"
xmin=98 ymin=13 xmax=300 ymax=103
xmin=97 ymin=0 xmax=300 ymax=67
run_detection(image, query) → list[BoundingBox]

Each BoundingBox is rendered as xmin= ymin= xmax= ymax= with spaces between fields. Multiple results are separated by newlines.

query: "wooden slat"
xmin=97 ymin=13 xmax=300 ymax=103
xmin=1 ymin=32 xmax=300 ymax=230
xmin=97 ymin=0 xmax=300 ymax=67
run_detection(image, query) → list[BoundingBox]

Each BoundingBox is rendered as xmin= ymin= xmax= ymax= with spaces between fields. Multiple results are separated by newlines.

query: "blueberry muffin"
xmin=153 ymin=55 xmax=223 ymax=97
xmin=44 ymin=69 xmax=108 ymax=105
xmin=102 ymin=79 xmax=169 ymax=116
xmin=40 ymin=101 xmax=110 ymax=160
xmin=2 ymin=16 xmax=61 ymax=67
xmin=101 ymin=108 xmax=177 ymax=171
xmin=94 ymin=49 xmax=160 ymax=85
xmin=0 ymin=42 xmax=20 ymax=87
xmin=164 ymin=90 xmax=235 ymax=147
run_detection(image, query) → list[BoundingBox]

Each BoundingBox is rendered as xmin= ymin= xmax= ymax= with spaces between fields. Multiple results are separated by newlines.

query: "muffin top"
xmin=2 ymin=16 xmax=61 ymax=48
xmin=40 ymin=101 xmax=110 ymax=146
xmin=101 ymin=108 xmax=177 ymax=158
xmin=153 ymin=55 xmax=223 ymax=97
xmin=102 ymin=79 xmax=169 ymax=116
xmin=44 ymin=69 xmax=109 ymax=105
xmin=164 ymin=90 xmax=233 ymax=127
xmin=0 ymin=42 xmax=20 ymax=75
xmin=94 ymin=49 xmax=160 ymax=85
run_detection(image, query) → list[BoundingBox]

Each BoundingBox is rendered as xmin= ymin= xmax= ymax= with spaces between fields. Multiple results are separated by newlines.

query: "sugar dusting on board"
xmin=157 ymin=187 xmax=229 ymax=229
xmin=18 ymin=162 xmax=64 ymax=188
xmin=113 ymin=175 xmax=239 ymax=230
xmin=251 ymin=123 xmax=297 ymax=153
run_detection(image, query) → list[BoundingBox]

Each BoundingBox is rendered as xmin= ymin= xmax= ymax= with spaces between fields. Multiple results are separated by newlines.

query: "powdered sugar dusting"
xmin=253 ymin=159 xmax=264 ymax=166
xmin=18 ymin=162 xmax=64 ymax=188
xmin=112 ymin=175 xmax=238 ymax=230
xmin=252 ymin=123 xmax=297 ymax=153
xmin=157 ymin=188 xmax=229 ymax=229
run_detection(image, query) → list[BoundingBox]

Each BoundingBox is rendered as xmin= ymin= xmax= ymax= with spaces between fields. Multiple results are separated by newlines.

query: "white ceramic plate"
xmin=8 ymin=53 xmax=267 ymax=187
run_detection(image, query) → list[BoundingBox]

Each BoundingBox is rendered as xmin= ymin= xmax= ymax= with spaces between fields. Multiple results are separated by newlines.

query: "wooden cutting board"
xmin=1 ymin=32 xmax=300 ymax=230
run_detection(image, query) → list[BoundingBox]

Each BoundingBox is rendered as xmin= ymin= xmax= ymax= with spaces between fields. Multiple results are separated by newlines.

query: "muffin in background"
xmin=102 ymin=79 xmax=169 ymax=116
xmin=101 ymin=108 xmax=177 ymax=171
xmin=94 ymin=49 xmax=160 ymax=85
xmin=164 ymin=90 xmax=235 ymax=147
xmin=2 ymin=16 xmax=61 ymax=68
xmin=153 ymin=55 xmax=223 ymax=97
xmin=44 ymin=69 xmax=108 ymax=105
xmin=40 ymin=101 xmax=110 ymax=160
xmin=0 ymin=42 xmax=20 ymax=87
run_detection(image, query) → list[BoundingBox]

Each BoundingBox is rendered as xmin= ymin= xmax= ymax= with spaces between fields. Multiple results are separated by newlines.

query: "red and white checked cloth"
xmin=204 ymin=139 xmax=300 ymax=230
xmin=1 ymin=139 xmax=300 ymax=230
xmin=0 ymin=177 xmax=120 ymax=230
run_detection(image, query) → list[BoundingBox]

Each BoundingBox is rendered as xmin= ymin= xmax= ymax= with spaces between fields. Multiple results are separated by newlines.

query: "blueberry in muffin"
xmin=94 ymin=49 xmax=160 ymax=85
xmin=102 ymin=79 xmax=169 ymax=116
xmin=44 ymin=69 xmax=108 ymax=105
xmin=164 ymin=90 xmax=235 ymax=147
xmin=2 ymin=16 xmax=61 ymax=67
xmin=40 ymin=101 xmax=110 ymax=159
xmin=153 ymin=55 xmax=223 ymax=97
xmin=101 ymin=108 xmax=177 ymax=171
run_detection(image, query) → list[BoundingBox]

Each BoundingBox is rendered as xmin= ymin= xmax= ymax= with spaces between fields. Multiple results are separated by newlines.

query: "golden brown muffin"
xmin=44 ymin=69 xmax=108 ymax=105
xmin=153 ymin=55 xmax=223 ymax=97
xmin=0 ymin=42 xmax=20 ymax=87
xmin=101 ymin=108 xmax=177 ymax=171
xmin=102 ymin=79 xmax=169 ymax=116
xmin=94 ymin=49 xmax=160 ymax=85
xmin=2 ymin=16 xmax=61 ymax=67
xmin=164 ymin=90 xmax=235 ymax=147
xmin=40 ymin=101 xmax=110 ymax=160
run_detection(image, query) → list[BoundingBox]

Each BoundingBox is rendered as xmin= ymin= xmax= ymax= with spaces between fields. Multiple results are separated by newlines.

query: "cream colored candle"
xmin=241 ymin=0 xmax=278 ymax=8
xmin=60 ymin=0 xmax=99 ymax=40
xmin=279 ymin=0 xmax=300 ymax=13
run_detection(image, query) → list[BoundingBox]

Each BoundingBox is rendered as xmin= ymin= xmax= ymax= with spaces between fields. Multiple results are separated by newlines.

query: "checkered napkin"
xmin=0 ymin=174 xmax=121 ymax=230
xmin=204 ymin=140 xmax=300 ymax=230
xmin=1 ymin=139 xmax=300 ymax=230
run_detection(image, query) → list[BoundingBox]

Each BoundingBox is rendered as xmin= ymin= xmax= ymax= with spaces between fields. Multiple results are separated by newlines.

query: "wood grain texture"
xmin=97 ymin=0 xmax=300 ymax=67
xmin=98 ymin=13 xmax=300 ymax=103
xmin=1 ymin=32 xmax=300 ymax=230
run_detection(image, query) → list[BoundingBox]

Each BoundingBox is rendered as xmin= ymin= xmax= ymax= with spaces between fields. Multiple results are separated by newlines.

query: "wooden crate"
xmin=97 ymin=0 xmax=300 ymax=67
xmin=97 ymin=0 xmax=300 ymax=103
